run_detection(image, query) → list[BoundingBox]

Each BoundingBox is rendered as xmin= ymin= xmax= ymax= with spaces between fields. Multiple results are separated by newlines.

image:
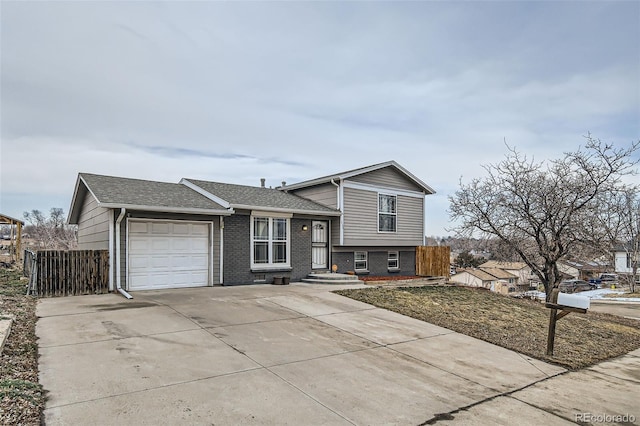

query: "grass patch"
xmin=0 ymin=267 xmax=43 ymax=425
xmin=335 ymin=286 xmax=640 ymax=370
xmin=0 ymin=268 xmax=28 ymax=296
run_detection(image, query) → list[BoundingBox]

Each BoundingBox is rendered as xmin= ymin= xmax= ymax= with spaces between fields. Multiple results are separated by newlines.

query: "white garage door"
xmin=128 ymin=220 xmax=210 ymax=290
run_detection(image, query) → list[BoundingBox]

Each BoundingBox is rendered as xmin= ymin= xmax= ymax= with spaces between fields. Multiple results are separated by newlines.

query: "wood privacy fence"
xmin=26 ymin=250 xmax=109 ymax=297
xmin=416 ymin=246 xmax=450 ymax=277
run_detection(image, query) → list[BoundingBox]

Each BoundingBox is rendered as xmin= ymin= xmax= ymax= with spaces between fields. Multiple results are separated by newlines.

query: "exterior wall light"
xmin=302 ymin=225 xmax=308 ymax=231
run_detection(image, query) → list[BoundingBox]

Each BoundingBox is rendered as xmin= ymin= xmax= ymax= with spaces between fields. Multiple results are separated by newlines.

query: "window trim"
xmin=250 ymin=214 xmax=291 ymax=270
xmin=354 ymin=251 xmax=368 ymax=271
xmin=378 ymin=193 xmax=397 ymax=233
xmin=388 ymin=251 xmax=399 ymax=270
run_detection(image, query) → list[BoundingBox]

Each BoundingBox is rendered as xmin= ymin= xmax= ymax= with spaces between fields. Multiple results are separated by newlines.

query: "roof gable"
xmin=279 ymin=160 xmax=435 ymax=194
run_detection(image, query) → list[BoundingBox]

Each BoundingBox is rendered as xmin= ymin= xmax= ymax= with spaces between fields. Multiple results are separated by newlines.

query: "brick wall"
xmin=332 ymin=249 xmax=416 ymax=276
xmin=223 ymin=215 xmax=314 ymax=285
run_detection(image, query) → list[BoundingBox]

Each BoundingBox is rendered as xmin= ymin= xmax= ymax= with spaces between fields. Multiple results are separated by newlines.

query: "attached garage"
xmin=128 ymin=220 xmax=211 ymax=291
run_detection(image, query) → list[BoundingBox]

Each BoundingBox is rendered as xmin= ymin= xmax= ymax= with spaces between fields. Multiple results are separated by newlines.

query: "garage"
xmin=128 ymin=220 xmax=211 ymax=291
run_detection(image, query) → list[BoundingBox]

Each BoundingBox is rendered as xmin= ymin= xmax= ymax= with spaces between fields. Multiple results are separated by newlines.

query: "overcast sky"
xmin=1 ymin=1 xmax=639 ymax=236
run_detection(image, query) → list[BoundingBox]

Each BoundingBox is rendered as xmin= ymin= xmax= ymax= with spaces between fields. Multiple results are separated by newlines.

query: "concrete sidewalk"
xmin=37 ymin=284 xmax=639 ymax=425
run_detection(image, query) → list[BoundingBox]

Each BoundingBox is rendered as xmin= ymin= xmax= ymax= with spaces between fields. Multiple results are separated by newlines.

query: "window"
xmin=354 ymin=251 xmax=368 ymax=271
xmin=251 ymin=216 xmax=290 ymax=268
xmin=378 ymin=194 xmax=397 ymax=232
xmin=388 ymin=251 xmax=399 ymax=270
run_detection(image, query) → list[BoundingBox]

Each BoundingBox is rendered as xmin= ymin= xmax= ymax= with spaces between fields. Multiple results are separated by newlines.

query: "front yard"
xmin=0 ymin=268 xmax=43 ymax=425
xmin=336 ymin=286 xmax=640 ymax=370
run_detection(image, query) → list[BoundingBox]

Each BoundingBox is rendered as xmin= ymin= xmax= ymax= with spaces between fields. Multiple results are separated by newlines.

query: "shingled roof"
xmin=182 ymin=179 xmax=340 ymax=215
xmin=68 ymin=173 xmax=229 ymax=224
xmin=69 ymin=173 xmax=341 ymax=224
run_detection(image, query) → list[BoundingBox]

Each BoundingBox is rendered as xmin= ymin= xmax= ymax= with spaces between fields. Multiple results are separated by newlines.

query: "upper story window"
xmin=378 ymin=194 xmax=397 ymax=232
xmin=251 ymin=215 xmax=290 ymax=269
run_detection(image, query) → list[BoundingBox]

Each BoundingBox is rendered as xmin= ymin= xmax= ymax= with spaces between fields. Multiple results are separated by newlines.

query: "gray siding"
xmin=77 ymin=193 xmax=110 ymax=250
xmin=289 ymin=183 xmax=338 ymax=209
xmin=342 ymin=187 xmax=423 ymax=246
xmin=348 ymin=167 xmax=423 ymax=192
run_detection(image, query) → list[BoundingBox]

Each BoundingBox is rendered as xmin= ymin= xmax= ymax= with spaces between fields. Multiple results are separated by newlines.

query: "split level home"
xmin=68 ymin=161 xmax=435 ymax=291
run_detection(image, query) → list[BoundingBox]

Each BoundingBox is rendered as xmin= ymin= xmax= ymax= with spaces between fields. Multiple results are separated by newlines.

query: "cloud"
xmin=1 ymin=1 xmax=638 ymax=235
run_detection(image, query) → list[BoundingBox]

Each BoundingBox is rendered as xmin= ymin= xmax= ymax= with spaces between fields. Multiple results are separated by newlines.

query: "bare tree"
xmin=449 ymin=135 xmax=639 ymax=300
xmin=592 ymin=186 xmax=640 ymax=292
xmin=23 ymin=208 xmax=77 ymax=250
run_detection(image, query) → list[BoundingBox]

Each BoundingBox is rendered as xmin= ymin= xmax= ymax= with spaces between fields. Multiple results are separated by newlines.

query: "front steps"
xmin=301 ymin=272 xmax=364 ymax=285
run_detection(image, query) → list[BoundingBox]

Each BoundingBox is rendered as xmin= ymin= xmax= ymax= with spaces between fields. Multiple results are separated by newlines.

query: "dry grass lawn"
xmin=0 ymin=268 xmax=43 ymax=425
xmin=335 ymin=286 xmax=640 ymax=370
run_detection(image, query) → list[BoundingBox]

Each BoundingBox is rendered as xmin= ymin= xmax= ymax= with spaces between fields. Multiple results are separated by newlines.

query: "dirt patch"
xmin=335 ymin=286 xmax=640 ymax=370
xmin=0 ymin=268 xmax=43 ymax=425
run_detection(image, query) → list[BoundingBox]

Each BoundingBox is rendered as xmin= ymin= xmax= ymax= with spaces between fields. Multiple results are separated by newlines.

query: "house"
xmin=68 ymin=161 xmax=435 ymax=292
xmin=613 ymin=245 xmax=640 ymax=283
xmin=450 ymin=267 xmax=517 ymax=293
xmin=479 ymin=260 xmax=535 ymax=290
xmin=450 ymin=269 xmax=497 ymax=289
xmin=557 ymin=259 xmax=607 ymax=281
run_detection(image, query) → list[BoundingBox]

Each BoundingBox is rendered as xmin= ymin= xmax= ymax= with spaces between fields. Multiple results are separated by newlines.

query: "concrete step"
xmin=302 ymin=273 xmax=364 ymax=285
xmin=301 ymin=278 xmax=364 ymax=285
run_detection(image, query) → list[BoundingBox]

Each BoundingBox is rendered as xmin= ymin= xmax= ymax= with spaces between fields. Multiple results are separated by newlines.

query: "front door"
xmin=311 ymin=221 xmax=329 ymax=270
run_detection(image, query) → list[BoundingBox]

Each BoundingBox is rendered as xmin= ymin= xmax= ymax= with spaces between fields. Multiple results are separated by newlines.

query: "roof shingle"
xmin=184 ymin=179 xmax=339 ymax=214
xmin=80 ymin=174 xmax=227 ymax=210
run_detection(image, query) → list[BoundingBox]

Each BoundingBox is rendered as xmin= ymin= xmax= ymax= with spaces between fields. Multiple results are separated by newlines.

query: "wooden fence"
xmin=26 ymin=250 xmax=109 ymax=297
xmin=416 ymin=246 xmax=450 ymax=277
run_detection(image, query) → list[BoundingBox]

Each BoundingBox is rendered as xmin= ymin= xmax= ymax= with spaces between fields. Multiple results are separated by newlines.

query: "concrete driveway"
xmin=37 ymin=284 xmax=637 ymax=425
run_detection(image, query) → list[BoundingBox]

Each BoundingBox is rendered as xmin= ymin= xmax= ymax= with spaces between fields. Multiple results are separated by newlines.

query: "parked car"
xmin=599 ymin=273 xmax=618 ymax=282
xmin=559 ymin=279 xmax=597 ymax=293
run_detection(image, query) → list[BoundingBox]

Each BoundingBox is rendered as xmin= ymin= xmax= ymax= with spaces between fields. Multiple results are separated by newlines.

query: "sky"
xmin=1 ymin=1 xmax=639 ymax=236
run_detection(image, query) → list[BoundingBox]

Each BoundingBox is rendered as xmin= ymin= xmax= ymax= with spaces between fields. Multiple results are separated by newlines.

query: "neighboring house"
xmin=479 ymin=260 xmax=534 ymax=290
xmin=613 ymin=245 xmax=640 ymax=282
xmin=557 ymin=259 xmax=607 ymax=281
xmin=450 ymin=269 xmax=497 ymax=289
xmin=68 ymin=161 xmax=434 ymax=291
xmin=450 ymin=267 xmax=517 ymax=293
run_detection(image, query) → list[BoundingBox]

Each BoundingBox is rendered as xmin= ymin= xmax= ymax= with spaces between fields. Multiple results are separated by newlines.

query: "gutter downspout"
xmin=220 ymin=217 xmax=224 ymax=285
xmin=115 ymin=208 xmax=133 ymax=299
xmin=108 ymin=210 xmax=114 ymax=291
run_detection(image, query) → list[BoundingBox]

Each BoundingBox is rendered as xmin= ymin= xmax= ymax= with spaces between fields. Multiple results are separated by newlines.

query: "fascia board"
xmin=230 ymin=204 xmax=341 ymax=217
xmin=67 ymin=175 xmax=100 ymax=224
xmin=342 ymin=180 xmax=427 ymax=198
xmin=98 ymin=203 xmax=233 ymax=216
